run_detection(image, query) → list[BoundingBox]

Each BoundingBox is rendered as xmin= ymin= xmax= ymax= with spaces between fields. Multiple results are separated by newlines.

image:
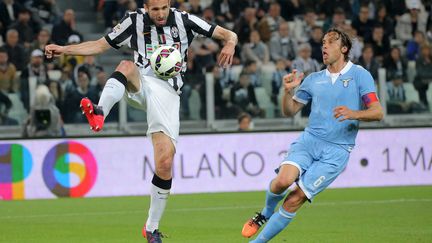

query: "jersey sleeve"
xmin=104 ymin=12 xmax=135 ymax=49
xmin=293 ymin=75 xmax=313 ymax=104
xmin=358 ymin=68 xmax=379 ymax=106
xmin=182 ymin=12 xmax=216 ymax=38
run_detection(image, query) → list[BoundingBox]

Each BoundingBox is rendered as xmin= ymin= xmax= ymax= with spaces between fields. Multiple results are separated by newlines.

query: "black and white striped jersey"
xmin=104 ymin=8 xmax=216 ymax=92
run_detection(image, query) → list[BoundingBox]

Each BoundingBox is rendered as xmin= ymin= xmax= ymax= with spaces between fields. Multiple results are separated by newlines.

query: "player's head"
xmin=322 ymin=28 xmax=352 ymax=65
xmin=144 ymin=0 xmax=171 ymax=27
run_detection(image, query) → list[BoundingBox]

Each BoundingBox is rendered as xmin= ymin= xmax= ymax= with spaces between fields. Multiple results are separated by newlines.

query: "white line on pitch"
xmin=0 ymin=198 xmax=431 ymax=220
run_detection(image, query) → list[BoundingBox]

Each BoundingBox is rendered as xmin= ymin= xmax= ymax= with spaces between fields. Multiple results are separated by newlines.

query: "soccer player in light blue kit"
xmin=242 ymin=28 xmax=384 ymax=242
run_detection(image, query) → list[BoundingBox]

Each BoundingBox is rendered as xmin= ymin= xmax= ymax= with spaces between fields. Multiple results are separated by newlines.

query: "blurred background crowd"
xmin=0 ymin=0 xmax=431 ymax=137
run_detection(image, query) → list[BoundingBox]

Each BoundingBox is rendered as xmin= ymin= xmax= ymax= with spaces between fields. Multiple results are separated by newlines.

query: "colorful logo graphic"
xmin=0 ymin=144 xmax=33 ymax=200
xmin=42 ymin=141 xmax=97 ymax=198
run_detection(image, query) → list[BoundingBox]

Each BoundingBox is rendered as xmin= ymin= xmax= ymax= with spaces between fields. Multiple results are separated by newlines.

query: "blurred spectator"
xmin=352 ymin=4 xmax=375 ymax=42
xmin=383 ymin=46 xmax=408 ymax=81
xmin=242 ymin=60 xmax=261 ymax=87
xmin=230 ymin=73 xmax=264 ymax=118
xmin=406 ymin=30 xmax=429 ymax=60
xmin=257 ymin=2 xmax=286 ymax=43
xmin=199 ymin=65 xmax=229 ymax=119
xmin=233 ymin=7 xmax=258 ymax=45
xmin=319 ymin=0 xmax=352 ymax=19
xmin=414 ymin=44 xmax=432 ymax=107
xmin=31 ymin=29 xmax=51 ymax=53
xmin=0 ymin=0 xmax=24 ymax=38
xmin=31 ymin=0 xmax=61 ymax=25
xmin=241 ymin=30 xmax=269 ymax=66
xmin=269 ymin=21 xmax=297 ymax=64
xmin=395 ymin=0 xmax=428 ymax=43
xmin=366 ymin=24 xmax=390 ymax=63
xmin=74 ymin=55 xmax=103 ymax=86
xmin=23 ymin=84 xmax=64 ymax=137
xmin=375 ymin=4 xmax=395 ymax=39
xmin=20 ymin=49 xmax=49 ymax=111
xmin=341 ymin=23 xmax=363 ymax=63
xmin=322 ymin=7 xmax=346 ymax=32
xmin=309 ymin=26 xmax=323 ymax=64
xmin=51 ymin=9 xmax=81 ymax=45
xmin=278 ymin=0 xmax=305 ymax=21
xmin=3 ymin=29 xmax=26 ymax=71
xmin=0 ymin=47 xmax=16 ymax=93
xmin=271 ymin=59 xmax=288 ymax=107
xmin=190 ymin=36 xmax=219 ymax=72
xmin=189 ymin=0 xmax=202 ymax=16
xmin=358 ymin=44 xmax=380 ymax=82
xmin=63 ymin=69 xmax=97 ymax=123
xmin=103 ymin=0 xmax=118 ymax=29
xmin=60 ymin=34 xmax=84 ymax=74
xmin=0 ymin=90 xmax=18 ymax=125
xmin=9 ymin=8 xmax=36 ymax=49
xmin=211 ymin=0 xmax=235 ymax=25
xmin=47 ymin=79 xmax=63 ymax=112
xmin=237 ymin=112 xmax=252 ymax=131
xmin=387 ymin=74 xmax=425 ymax=114
xmin=292 ymin=8 xmax=317 ymax=43
xmin=380 ymin=0 xmax=408 ymax=19
xmin=292 ymin=43 xmax=321 ymax=77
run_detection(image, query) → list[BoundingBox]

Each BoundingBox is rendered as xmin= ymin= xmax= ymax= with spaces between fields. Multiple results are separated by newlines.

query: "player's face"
xmin=145 ymin=0 xmax=170 ymax=27
xmin=321 ymin=32 xmax=345 ymax=65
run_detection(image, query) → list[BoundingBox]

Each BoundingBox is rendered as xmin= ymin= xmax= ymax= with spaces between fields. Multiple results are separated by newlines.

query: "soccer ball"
xmin=150 ymin=46 xmax=183 ymax=80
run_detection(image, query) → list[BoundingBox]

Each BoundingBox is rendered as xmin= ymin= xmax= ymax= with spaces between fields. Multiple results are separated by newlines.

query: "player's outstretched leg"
xmin=80 ymin=97 xmax=104 ymax=131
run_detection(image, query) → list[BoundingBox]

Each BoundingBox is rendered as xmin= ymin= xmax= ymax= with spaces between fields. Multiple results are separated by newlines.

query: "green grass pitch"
xmin=1 ymin=186 xmax=431 ymax=242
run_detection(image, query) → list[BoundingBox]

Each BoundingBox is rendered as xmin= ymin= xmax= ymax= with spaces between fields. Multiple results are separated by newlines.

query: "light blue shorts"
xmin=281 ymin=132 xmax=350 ymax=201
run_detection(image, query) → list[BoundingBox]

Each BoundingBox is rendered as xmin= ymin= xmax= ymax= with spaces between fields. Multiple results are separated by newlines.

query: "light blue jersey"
xmin=293 ymin=61 xmax=376 ymax=146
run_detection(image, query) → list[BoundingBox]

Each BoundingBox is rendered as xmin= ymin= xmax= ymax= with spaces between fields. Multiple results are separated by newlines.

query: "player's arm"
xmin=45 ymin=37 xmax=111 ymax=58
xmin=281 ymin=70 xmax=305 ymax=117
xmin=211 ymin=25 xmax=238 ymax=68
xmin=334 ymin=93 xmax=384 ymax=122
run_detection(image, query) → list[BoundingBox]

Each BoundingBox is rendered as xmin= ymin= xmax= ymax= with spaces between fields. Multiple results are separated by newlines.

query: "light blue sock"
xmin=250 ymin=207 xmax=296 ymax=243
xmin=261 ymin=182 xmax=289 ymax=219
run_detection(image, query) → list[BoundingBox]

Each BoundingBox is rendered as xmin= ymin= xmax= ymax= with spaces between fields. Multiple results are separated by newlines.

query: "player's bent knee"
xmin=115 ymin=60 xmax=136 ymax=78
xmin=273 ymin=177 xmax=294 ymax=191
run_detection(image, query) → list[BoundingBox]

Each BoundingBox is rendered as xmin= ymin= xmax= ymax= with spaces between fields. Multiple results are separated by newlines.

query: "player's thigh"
xmin=152 ymin=132 xmax=175 ymax=164
xmin=280 ymin=133 xmax=314 ymax=175
xmin=115 ymin=60 xmax=141 ymax=93
xmin=298 ymin=145 xmax=349 ymax=201
xmin=273 ymin=164 xmax=300 ymax=190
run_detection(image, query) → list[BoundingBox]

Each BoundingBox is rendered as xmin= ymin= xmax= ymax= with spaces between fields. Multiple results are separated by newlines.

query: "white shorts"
xmin=125 ymin=67 xmax=180 ymax=144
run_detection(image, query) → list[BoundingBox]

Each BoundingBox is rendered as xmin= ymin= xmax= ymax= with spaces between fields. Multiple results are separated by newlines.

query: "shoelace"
xmin=251 ymin=212 xmax=267 ymax=226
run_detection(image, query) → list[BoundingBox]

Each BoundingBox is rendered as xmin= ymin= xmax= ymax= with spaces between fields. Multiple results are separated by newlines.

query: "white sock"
xmin=146 ymin=184 xmax=170 ymax=232
xmin=98 ymin=78 xmax=125 ymax=117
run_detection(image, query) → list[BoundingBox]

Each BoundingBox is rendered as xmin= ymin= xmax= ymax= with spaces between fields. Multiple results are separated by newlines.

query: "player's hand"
xmin=218 ymin=41 xmax=235 ymax=68
xmin=334 ymin=106 xmax=358 ymax=121
xmin=45 ymin=44 xmax=65 ymax=58
xmin=283 ymin=69 xmax=304 ymax=93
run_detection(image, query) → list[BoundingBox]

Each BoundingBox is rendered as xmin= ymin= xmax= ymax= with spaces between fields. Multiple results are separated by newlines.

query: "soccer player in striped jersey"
xmin=45 ymin=1 xmax=237 ymax=242
xmin=241 ymin=28 xmax=383 ymax=242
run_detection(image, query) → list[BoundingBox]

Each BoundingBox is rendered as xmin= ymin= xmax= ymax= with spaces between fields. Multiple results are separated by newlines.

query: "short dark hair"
xmin=326 ymin=28 xmax=352 ymax=61
xmin=0 ymin=47 xmax=7 ymax=54
xmin=237 ymin=112 xmax=251 ymax=123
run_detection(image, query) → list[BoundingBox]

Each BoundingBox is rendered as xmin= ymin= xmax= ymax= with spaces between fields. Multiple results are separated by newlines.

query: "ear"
xmin=341 ymin=46 xmax=348 ymax=54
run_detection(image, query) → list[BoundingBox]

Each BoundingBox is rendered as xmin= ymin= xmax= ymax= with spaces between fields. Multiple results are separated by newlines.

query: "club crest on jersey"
xmin=112 ymin=24 xmax=121 ymax=33
xmin=342 ymin=78 xmax=352 ymax=88
xmin=171 ymin=26 xmax=179 ymax=38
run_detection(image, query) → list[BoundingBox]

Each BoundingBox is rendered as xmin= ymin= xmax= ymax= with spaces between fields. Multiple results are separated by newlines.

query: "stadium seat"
xmin=188 ymin=89 xmax=201 ymax=120
xmin=259 ymin=63 xmax=276 ymax=97
xmin=403 ymin=82 xmax=420 ymax=103
xmin=406 ymin=61 xmax=416 ymax=83
xmin=254 ymin=87 xmax=275 ymax=118
xmin=7 ymin=93 xmax=28 ymax=125
xmin=230 ymin=65 xmax=243 ymax=83
xmin=427 ymin=86 xmax=432 ymax=112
